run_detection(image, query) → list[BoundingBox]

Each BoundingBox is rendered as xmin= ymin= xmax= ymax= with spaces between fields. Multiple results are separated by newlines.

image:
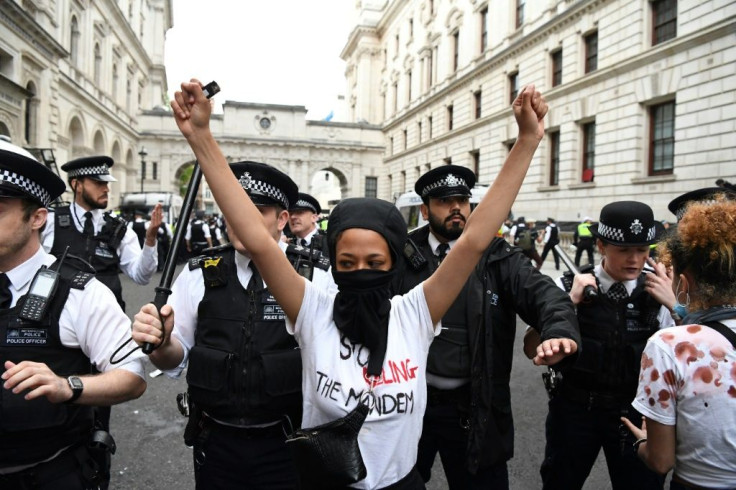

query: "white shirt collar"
xmin=596 ymin=261 xmax=638 ymax=296
xmin=427 ymin=231 xmax=457 ymax=256
xmin=71 ymin=202 xmax=103 ymax=231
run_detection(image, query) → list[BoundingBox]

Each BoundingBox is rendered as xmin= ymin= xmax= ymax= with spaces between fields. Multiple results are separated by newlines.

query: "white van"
xmin=119 ymin=192 xmax=183 ymax=225
xmin=395 ymin=185 xmax=490 ymax=230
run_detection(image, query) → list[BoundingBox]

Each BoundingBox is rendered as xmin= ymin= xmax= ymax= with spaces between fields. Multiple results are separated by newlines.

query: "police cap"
xmin=0 ymin=139 xmax=65 ymax=207
xmin=61 ymin=155 xmax=117 ymax=182
xmin=290 ymin=192 xmax=321 ymax=214
xmin=414 ymin=165 xmax=476 ymax=203
xmin=230 ymin=161 xmax=298 ymax=210
xmin=590 ymin=201 xmax=657 ymax=247
xmin=667 ymin=187 xmax=736 ymax=222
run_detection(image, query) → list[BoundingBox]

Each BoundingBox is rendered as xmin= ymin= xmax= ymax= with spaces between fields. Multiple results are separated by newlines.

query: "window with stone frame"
xmin=649 ymin=101 xmax=675 ymax=175
xmin=652 ymin=0 xmax=677 ymax=45
xmin=584 ymin=31 xmax=598 ymax=73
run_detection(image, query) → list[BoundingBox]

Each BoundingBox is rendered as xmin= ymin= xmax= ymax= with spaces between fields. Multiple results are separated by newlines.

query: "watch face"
xmin=69 ymin=376 xmax=84 ymax=390
xmin=259 ymin=117 xmax=271 ymax=129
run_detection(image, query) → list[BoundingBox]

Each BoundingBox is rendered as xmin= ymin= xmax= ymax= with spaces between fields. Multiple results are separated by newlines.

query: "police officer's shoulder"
xmin=188 ymin=244 xmax=234 ymax=270
xmin=53 ymin=255 xmax=96 ymax=289
xmin=285 ymin=243 xmax=330 ymax=271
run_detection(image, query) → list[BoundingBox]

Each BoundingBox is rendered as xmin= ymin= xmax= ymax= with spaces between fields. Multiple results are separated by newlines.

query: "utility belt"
xmin=558 ymin=381 xmax=630 ymax=411
xmin=427 ymin=383 xmax=470 ymax=407
xmin=0 ymin=438 xmax=110 ymax=489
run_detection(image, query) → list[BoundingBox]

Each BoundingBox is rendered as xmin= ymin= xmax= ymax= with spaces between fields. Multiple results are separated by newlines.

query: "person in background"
xmin=622 ymin=194 xmax=736 ymax=489
xmin=207 ymin=216 xmax=222 ymax=248
xmin=288 ymin=192 xmax=329 ymax=255
xmin=185 ymin=209 xmax=211 ymax=257
xmin=573 ymin=216 xmax=595 ymax=267
xmin=0 ymin=140 xmax=146 ymax=488
xmin=156 ymin=216 xmax=173 ymax=272
xmin=128 ymin=208 xmax=149 ymax=248
xmin=540 ymin=217 xmax=561 ymax=270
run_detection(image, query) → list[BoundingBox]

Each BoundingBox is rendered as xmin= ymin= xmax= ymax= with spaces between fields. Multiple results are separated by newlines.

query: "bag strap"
xmin=703 ymin=321 xmax=736 ymax=349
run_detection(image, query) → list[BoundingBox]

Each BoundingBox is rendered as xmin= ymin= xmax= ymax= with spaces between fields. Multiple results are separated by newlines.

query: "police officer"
xmin=207 ymin=216 xmax=222 ymax=247
xmin=131 ymin=161 xmax=336 ymax=489
xmin=128 ymin=208 xmax=148 ymax=248
xmin=573 ymin=216 xmax=595 ymax=267
xmin=540 ymin=201 xmax=675 ymax=490
xmin=185 ymin=209 xmax=211 ymax=257
xmin=42 ymin=156 xmax=161 ymax=310
xmin=0 ymin=140 xmax=146 ymax=489
xmin=394 ymin=165 xmax=580 ymax=489
xmin=540 ymin=217 xmax=561 ymax=270
xmin=288 ymin=192 xmax=328 ymax=255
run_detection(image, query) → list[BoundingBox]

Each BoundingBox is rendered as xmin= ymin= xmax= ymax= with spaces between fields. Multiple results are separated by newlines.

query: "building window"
xmin=584 ymin=31 xmax=598 ymax=73
xmin=403 ymin=129 xmax=408 ymax=150
xmin=112 ymin=63 xmax=119 ymax=101
xmin=480 ymin=7 xmax=488 ymax=53
xmin=407 ymin=69 xmax=412 ymax=102
xmin=509 ymin=72 xmax=519 ymax=104
xmin=152 ymin=162 xmax=158 ymax=180
xmin=649 ymin=101 xmax=675 ymax=175
xmin=474 ymin=90 xmax=482 ymax=119
xmin=395 ymin=34 xmax=400 ymax=55
xmin=365 ymin=177 xmax=378 ymax=198
xmin=428 ymin=116 xmax=433 ymax=139
xmin=24 ymin=82 xmax=36 ymax=145
xmin=471 ymin=150 xmax=480 ymax=179
xmin=126 ymin=78 xmax=132 ymax=113
xmin=429 ymin=0 xmax=434 ymax=15
xmin=447 ymin=105 xmax=454 ymax=131
xmin=516 ymin=0 xmax=525 ymax=28
xmin=418 ymin=121 xmax=422 ymax=144
xmin=389 ymin=136 xmax=394 ymax=155
xmin=392 ymin=81 xmax=398 ymax=113
xmin=70 ymin=16 xmax=80 ymax=66
xmin=551 ymin=49 xmax=563 ymax=87
xmin=452 ymin=31 xmax=460 ymax=72
xmin=549 ymin=131 xmax=560 ymax=186
xmin=94 ymin=43 xmax=102 ymax=85
xmin=582 ymin=122 xmax=596 ymax=182
xmin=652 ymin=0 xmax=677 ymax=45
xmin=409 ymin=18 xmax=414 ymax=38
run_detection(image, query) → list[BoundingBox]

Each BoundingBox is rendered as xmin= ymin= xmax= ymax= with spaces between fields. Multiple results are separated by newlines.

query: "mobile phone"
xmin=202 ymin=81 xmax=220 ymax=99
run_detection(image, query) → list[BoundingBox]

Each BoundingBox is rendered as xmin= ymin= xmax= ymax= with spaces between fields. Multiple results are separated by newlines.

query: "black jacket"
xmin=394 ymin=226 xmax=580 ymax=473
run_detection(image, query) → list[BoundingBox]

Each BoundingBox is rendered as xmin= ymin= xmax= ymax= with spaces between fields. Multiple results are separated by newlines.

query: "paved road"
xmin=108 ymin=254 xmax=612 ymax=489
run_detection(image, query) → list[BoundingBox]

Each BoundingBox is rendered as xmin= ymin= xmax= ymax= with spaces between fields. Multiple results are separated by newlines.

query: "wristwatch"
xmin=66 ymin=376 xmax=84 ymax=404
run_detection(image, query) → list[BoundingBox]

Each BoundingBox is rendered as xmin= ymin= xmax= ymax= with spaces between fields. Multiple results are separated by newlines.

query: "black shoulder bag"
xmin=284 ymin=377 xmax=377 ymax=489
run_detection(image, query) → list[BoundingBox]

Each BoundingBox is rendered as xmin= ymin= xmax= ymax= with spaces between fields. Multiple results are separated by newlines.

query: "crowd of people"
xmin=0 ymin=79 xmax=734 ymax=490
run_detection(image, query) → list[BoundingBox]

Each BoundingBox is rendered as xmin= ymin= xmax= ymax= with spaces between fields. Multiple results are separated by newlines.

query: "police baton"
xmin=553 ymin=244 xmax=597 ymax=301
xmin=141 ymin=81 xmax=220 ymax=355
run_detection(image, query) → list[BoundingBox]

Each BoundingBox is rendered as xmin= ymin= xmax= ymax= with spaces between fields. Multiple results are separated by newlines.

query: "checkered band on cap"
xmin=294 ymin=199 xmax=317 ymax=213
xmin=238 ymin=172 xmax=289 ymax=209
xmin=675 ymin=199 xmax=718 ymax=221
xmin=596 ymin=223 xmax=625 ymax=242
xmin=420 ymin=173 xmax=469 ymax=197
xmin=66 ymin=165 xmax=111 ymax=179
xmin=0 ymin=168 xmax=53 ymax=206
xmin=646 ymin=225 xmax=656 ymax=241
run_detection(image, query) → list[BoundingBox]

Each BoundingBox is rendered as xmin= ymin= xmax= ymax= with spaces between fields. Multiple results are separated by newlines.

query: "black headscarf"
xmin=327 ymin=198 xmax=408 ymax=376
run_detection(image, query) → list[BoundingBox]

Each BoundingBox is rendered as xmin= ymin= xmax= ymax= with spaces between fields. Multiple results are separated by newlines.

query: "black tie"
xmin=607 ymin=282 xmax=628 ymax=302
xmin=83 ymin=211 xmax=94 ymax=237
xmin=300 ymin=238 xmax=308 ymax=247
xmin=436 ymin=243 xmax=450 ymax=264
xmin=0 ymin=273 xmax=12 ymax=309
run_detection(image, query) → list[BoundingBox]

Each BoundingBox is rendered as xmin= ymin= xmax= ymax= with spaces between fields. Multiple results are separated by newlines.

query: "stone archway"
xmin=307 ymin=165 xmax=349 ymax=214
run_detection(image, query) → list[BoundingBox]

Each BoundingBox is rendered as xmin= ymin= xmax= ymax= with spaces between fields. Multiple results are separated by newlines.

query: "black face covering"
xmin=327 ymin=198 xmax=408 ymax=377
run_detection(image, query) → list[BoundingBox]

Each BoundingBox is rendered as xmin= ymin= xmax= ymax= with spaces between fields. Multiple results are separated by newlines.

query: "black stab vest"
xmin=132 ymin=221 xmax=146 ymax=248
xmin=0 ymin=265 xmax=95 ymax=467
xmin=51 ymin=206 xmax=125 ymax=308
xmin=563 ymin=274 xmax=661 ymax=395
xmin=186 ymin=248 xmax=303 ymax=425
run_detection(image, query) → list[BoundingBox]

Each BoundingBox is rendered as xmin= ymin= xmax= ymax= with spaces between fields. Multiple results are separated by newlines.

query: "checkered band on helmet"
xmin=238 ymin=172 xmax=289 ymax=209
xmin=596 ymin=223 xmax=625 ymax=242
xmin=0 ymin=168 xmax=53 ymax=206
xmin=66 ymin=165 xmax=111 ymax=179
xmin=420 ymin=173 xmax=468 ymax=197
xmin=646 ymin=225 xmax=656 ymax=241
xmin=294 ymin=199 xmax=317 ymax=213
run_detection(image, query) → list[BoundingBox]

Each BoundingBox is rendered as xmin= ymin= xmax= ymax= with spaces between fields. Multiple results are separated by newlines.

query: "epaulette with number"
xmin=285 ymin=243 xmax=330 ymax=271
xmin=53 ymin=256 xmax=96 ymax=290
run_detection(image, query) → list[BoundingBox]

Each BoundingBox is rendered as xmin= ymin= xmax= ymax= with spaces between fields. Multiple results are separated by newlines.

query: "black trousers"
xmin=416 ymin=389 xmax=509 ymax=490
xmin=541 ymin=393 xmax=664 ymax=490
xmin=0 ymin=445 xmax=102 ymax=490
xmin=193 ymin=422 xmax=298 ymax=490
xmin=540 ymin=242 xmax=560 ymax=269
xmin=574 ymin=238 xmax=595 ymax=267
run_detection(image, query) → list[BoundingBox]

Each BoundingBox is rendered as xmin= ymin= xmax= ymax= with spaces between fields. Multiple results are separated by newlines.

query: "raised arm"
xmin=423 ymin=86 xmax=547 ymax=323
xmin=171 ymin=80 xmax=305 ymax=321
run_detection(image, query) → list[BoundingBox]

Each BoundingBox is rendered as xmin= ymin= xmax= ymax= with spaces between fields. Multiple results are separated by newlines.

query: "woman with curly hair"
xmin=622 ymin=194 xmax=736 ymax=489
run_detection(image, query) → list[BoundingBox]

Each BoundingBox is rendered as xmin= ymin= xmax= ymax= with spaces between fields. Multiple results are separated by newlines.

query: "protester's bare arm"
xmin=2 ymin=360 xmax=145 ymax=406
xmin=621 ymin=416 xmax=675 ymax=474
xmin=171 ymin=80 xmax=304 ymax=321
xmin=424 ymin=85 xmax=547 ymax=324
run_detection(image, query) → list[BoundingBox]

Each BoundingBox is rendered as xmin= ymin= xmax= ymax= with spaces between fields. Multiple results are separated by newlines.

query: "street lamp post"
xmin=138 ymin=147 xmax=147 ymax=193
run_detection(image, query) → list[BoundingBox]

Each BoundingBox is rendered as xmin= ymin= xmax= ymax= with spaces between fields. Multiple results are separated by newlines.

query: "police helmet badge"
xmin=239 ymin=172 xmax=254 ymax=191
xmin=629 ymin=219 xmax=643 ymax=235
xmin=445 ymin=173 xmax=460 ymax=186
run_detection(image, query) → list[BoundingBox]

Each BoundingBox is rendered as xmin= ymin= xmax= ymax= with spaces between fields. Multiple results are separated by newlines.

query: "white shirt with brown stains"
xmin=632 ymin=319 xmax=736 ymax=487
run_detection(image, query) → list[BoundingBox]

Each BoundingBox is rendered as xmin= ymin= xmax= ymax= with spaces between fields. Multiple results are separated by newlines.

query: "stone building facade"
xmin=340 ymin=0 xmax=736 ymax=220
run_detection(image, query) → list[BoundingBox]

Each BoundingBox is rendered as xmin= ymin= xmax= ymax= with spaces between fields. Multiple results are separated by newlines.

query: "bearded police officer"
xmin=393 ymin=165 xmax=580 ymax=489
xmin=131 ymin=161 xmax=336 ymax=489
xmin=0 ymin=140 xmax=146 ymax=488
xmin=42 ymin=156 xmax=161 ymax=311
xmin=288 ymin=192 xmax=328 ymax=255
xmin=540 ymin=201 xmax=675 ymax=490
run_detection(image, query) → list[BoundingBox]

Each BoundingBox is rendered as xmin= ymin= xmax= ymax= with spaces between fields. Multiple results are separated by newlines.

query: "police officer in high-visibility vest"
xmin=573 ymin=216 xmax=595 ymax=267
xmin=131 ymin=161 xmax=336 ymax=489
xmin=42 ymin=156 xmax=161 ymax=311
xmin=0 ymin=140 xmax=146 ymax=488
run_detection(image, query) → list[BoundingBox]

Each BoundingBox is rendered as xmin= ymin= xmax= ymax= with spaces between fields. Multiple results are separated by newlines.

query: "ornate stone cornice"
xmin=0 ymin=0 xmax=68 ymax=60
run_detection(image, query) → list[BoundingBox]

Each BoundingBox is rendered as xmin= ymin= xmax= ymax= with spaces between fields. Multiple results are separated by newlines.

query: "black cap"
xmin=0 ymin=139 xmax=65 ymax=207
xmin=668 ymin=187 xmax=736 ymax=222
xmin=61 ymin=156 xmax=117 ymax=182
xmin=414 ymin=165 xmax=476 ymax=202
xmin=290 ymin=192 xmax=321 ymax=214
xmin=194 ymin=209 xmax=205 ymax=219
xmin=590 ymin=201 xmax=657 ymax=246
xmin=229 ymin=161 xmax=298 ymax=210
